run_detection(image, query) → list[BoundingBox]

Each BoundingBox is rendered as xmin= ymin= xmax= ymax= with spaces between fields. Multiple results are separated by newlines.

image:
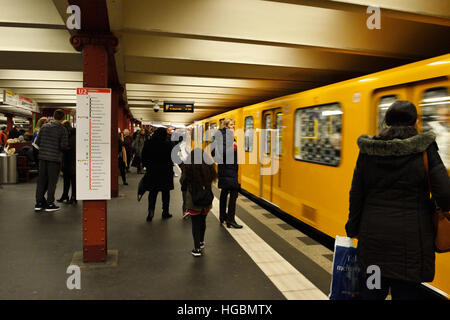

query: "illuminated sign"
xmin=163 ymin=101 xmax=194 ymax=113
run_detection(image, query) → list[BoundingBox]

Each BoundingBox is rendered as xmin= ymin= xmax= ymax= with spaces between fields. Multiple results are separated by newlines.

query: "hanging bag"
xmin=423 ymin=152 xmax=450 ymax=253
xmin=190 ymin=184 xmax=214 ymax=207
xmin=329 ymin=236 xmax=361 ymax=300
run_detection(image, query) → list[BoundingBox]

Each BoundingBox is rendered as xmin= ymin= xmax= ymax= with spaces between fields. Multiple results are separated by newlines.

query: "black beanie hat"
xmin=385 ymin=100 xmax=417 ymax=126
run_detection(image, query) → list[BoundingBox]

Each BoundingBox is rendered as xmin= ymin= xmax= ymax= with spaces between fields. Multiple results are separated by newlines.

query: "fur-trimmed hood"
xmin=357 ymin=131 xmax=436 ymax=156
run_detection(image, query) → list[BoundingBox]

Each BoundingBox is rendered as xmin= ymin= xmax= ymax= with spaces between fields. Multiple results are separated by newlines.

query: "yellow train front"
xmin=194 ymin=53 xmax=450 ymax=298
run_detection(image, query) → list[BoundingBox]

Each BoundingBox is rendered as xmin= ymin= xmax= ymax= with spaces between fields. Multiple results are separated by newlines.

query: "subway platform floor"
xmin=0 ymin=169 xmax=335 ymax=300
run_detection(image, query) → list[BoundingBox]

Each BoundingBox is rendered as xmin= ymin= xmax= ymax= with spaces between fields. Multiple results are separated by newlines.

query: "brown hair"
xmin=183 ymin=148 xmax=218 ymax=188
xmin=53 ymin=109 xmax=65 ymax=121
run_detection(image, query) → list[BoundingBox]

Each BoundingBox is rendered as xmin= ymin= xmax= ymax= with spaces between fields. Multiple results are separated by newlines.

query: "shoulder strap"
xmin=423 ymin=151 xmax=431 ymax=193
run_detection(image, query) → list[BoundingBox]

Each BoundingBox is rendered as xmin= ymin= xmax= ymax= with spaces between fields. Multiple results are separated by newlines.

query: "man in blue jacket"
xmin=34 ymin=109 xmax=69 ymax=212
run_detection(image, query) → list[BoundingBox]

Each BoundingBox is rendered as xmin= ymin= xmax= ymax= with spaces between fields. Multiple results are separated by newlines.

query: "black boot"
xmin=147 ymin=210 xmax=154 ymax=222
xmin=68 ymin=196 xmax=77 ymax=205
xmin=226 ymin=221 xmax=243 ymax=229
xmin=57 ymin=195 xmax=69 ymax=203
xmin=162 ymin=212 xmax=173 ymax=219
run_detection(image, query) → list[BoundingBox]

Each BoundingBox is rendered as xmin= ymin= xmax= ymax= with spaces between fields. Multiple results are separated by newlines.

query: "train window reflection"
xmin=420 ymin=87 xmax=449 ymax=169
xmin=244 ymin=116 xmax=254 ymax=152
xmin=294 ymin=103 xmax=342 ymax=166
xmin=276 ymin=112 xmax=283 ymax=156
xmin=378 ymin=95 xmax=398 ymax=133
xmin=264 ymin=114 xmax=271 ymax=154
xmin=205 ymin=122 xmax=210 ymax=141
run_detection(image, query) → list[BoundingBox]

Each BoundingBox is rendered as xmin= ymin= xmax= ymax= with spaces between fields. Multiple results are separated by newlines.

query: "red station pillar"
xmin=5 ymin=114 xmax=13 ymax=134
xmin=70 ymin=33 xmax=119 ymax=262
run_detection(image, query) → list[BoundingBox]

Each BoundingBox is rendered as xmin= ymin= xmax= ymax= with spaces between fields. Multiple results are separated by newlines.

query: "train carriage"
xmin=195 ymin=54 xmax=450 ymax=297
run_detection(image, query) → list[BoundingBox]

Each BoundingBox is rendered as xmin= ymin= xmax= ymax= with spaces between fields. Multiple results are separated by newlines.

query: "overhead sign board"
xmin=76 ymin=88 xmax=111 ymax=200
xmin=2 ymin=90 xmax=38 ymax=112
xmin=163 ymin=101 xmax=194 ymax=113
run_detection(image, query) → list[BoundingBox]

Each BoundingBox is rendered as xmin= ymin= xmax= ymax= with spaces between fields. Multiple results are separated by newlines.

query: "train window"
xmin=420 ymin=87 xmax=449 ymax=169
xmin=205 ymin=123 xmax=210 ymax=141
xmin=199 ymin=125 xmax=203 ymax=143
xmin=378 ymin=95 xmax=398 ymax=133
xmin=275 ymin=112 xmax=283 ymax=156
xmin=244 ymin=116 xmax=254 ymax=152
xmin=294 ymin=103 xmax=342 ymax=166
xmin=264 ymin=113 xmax=271 ymax=154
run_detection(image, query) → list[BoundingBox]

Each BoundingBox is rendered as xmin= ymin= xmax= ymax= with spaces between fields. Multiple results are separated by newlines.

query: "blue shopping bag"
xmin=329 ymin=236 xmax=361 ymax=300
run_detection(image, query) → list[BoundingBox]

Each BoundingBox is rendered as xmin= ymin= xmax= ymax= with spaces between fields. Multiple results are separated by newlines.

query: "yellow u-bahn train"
xmin=193 ymin=53 xmax=450 ymax=298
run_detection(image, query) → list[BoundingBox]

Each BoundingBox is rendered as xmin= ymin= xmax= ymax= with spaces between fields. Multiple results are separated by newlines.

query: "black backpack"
xmin=190 ymin=184 xmax=214 ymax=207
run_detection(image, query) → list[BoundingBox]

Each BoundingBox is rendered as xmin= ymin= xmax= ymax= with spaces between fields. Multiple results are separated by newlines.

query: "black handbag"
xmin=137 ymin=175 xmax=146 ymax=201
xmin=190 ymin=185 xmax=214 ymax=207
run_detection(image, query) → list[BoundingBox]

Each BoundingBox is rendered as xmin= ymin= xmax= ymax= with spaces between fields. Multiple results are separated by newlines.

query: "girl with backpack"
xmin=180 ymin=148 xmax=218 ymax=257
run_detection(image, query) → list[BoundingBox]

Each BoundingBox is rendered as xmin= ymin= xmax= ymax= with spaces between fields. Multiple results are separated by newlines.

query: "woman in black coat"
xmin=345 ymin=100 xmax=449 ymax=300
xmin=58 ymin=121 xmax=76 ymax=204
xmin=212 ymin=119 xmax=243 ymax=228
xmin=141 ymin=127 xmax=174 ymax=221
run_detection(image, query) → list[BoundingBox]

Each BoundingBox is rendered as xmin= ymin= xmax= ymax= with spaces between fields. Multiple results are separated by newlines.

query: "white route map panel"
xmin=76 ymin=88 xmax=111 ymax=200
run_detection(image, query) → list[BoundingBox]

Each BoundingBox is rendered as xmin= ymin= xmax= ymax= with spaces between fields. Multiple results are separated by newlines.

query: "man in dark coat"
xmin=34 ymin=109 xmax=69 ymax=212
xmin=345 ymin=100 xmax=449 ymax=300
xmin=211 ymin=119 xmax=243 ymax=228
xmin=142 ymin=127 xmax=174 ymax=221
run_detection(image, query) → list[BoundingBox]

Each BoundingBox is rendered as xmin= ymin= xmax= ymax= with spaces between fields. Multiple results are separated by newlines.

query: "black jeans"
xmin=36 ymin=160 xmax=60 ymax=205
xmin=182 ymin=190 xmax=187 ymax=211
xmin=360 ymin=275 xmax=422 ymax=300
xmin=191 ymin=214 xmax=207 ymax=249
xmin=147 ymin=190 xmax=170 ymax=216
xmin=219 ymin=188 xmax=238 ymax=223
xmin=61 ymin=171 xmax=76 ymax=199
xmin=119 ymin=158 xmax=127 ymax=183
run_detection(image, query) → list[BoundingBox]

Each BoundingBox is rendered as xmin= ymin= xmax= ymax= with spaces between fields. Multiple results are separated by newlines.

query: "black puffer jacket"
xmin=345 ymin=131 xmax=449 ymax=283
xmin=212 ymin=128 xmax=239 ymax=190
xmin=35 ymin=120 xmax=69 ymax=163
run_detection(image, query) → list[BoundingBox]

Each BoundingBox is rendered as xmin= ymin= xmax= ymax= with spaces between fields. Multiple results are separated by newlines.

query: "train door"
xmin=260 ymin=108 xmax=283 ymax=203
xmin=372 ymin=87 xmax=409 ymax=135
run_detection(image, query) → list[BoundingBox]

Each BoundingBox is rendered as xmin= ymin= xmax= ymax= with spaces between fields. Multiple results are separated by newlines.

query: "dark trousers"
xmin=182 ymin=190 xmax=187 ymax=211
xmin=219 ymin=188 xmax=238 ymax=222
xmin=360 ymin=276 xmax=422 ymax=300
xmin=119 ymin=159 xmax=127 ymax=183
xmin=191 ymin=214 xmax=207 ymax=249
xmin=126 ymin=151 xmax=132 ymax=171
xmin=61 ymin=171 xmax=76 ymax=199
xmin=36 ymin=160 xmax=60 ymax=205
xmin=147 ymin=190 xmax=170 ymax=216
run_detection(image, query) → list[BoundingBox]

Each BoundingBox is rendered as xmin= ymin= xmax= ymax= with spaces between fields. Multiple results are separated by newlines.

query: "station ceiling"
xmin=0 ymin=0 xmax=449 ymax=125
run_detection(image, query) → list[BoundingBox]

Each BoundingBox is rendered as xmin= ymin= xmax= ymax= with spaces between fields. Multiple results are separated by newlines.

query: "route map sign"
xmin=76 ymin=88 xmax=111 ymax=200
